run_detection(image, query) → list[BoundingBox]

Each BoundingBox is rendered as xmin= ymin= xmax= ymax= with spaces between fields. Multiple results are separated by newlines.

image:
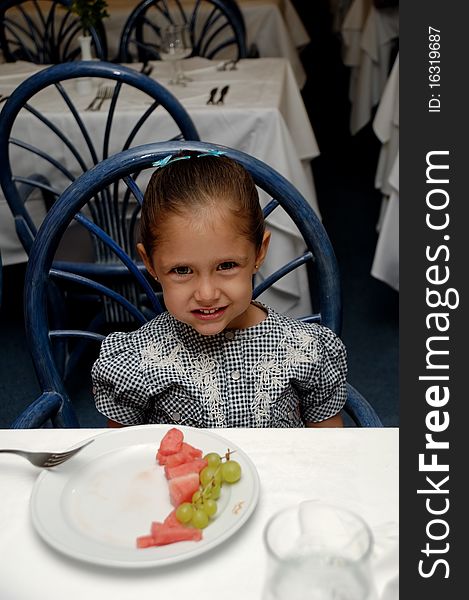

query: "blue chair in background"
xmin=0 ymin=60 xmax=199 ymax=262
xmin=118 ymin=0 xmax=247 ymax=63
xmin=221 ymin=0 xmax=259 ymax=57
xmin=0 ymin=61 xmax=200 ymax=376
xmin=0 ymin=0 xmax=107 ymax=63
xmin=9 ymin=140 xmax=383 ymax=428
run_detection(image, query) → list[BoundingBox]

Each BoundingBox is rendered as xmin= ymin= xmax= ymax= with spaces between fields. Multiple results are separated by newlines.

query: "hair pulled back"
xmin=140 ymin=153 xmax=265 ymax=256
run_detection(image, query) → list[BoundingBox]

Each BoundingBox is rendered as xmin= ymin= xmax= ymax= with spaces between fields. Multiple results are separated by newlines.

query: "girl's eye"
xmin=172 ymin=266 xmax=192 ymax=275
xmin=217 ymin=261 xmax=237 ymax=271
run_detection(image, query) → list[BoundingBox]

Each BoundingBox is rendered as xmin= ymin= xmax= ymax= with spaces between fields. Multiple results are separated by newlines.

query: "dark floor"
xmin=0 ymin=3 xmax=398 ymax=428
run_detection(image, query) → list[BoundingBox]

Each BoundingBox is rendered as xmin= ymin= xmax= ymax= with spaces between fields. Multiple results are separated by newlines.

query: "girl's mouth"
xmin=192 ymin=307 xmax=227 ymax=320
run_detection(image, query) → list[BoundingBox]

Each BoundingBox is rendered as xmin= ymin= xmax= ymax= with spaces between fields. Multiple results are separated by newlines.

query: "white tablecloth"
xmin=341 ymin=0 xmax=372 ymax=66
xmin=103 ymin=0 xmax=309 ymax=88
xmin=371 ymin=153 xmax=398 ymax=291
xmin=0 ymin=58 xmax=319 ymax=316
xmin=371 ymin=54 xmax=399 ymax=291
xmin=341 ymin=1 xmax=398 ymax=134
xmin=0 ymin=427 xmax=399 ymax=600
xmin=373 ymin=53 xmax=399 ymax=196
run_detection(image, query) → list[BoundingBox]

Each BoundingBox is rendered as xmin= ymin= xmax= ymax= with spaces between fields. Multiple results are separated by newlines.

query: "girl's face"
xmin=137 ymin=207 xmax=270 ymax=336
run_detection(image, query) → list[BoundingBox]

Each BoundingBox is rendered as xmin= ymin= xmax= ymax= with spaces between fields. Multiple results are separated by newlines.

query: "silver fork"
xmin=0 ymin=439 xmax=94 ymax=468
xmin=85 ymin=87 xmax=103 ymax=111
xmin=85 ymin=86 xmax=113 ymax=111
xmin=93 ymin=86 xmax=114 ymax=111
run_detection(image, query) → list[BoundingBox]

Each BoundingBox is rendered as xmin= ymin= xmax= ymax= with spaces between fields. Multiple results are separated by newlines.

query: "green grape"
xmin=175 ymin=502 xmax=193 ymax=524
xmin=200 ymin=465 xmax=222 ymax=487
xmin=204 ymin=452 xmax=222 ymax=468
xmin=221 ymin=460 xmax=242 ymax=483
xmin=191 ymin=508 xmax=209 ymax=529
xmin=192 ymin=490 xmax=203 ymax=505
xmin=204 ymin=480 xmax=221 ymax=500
xmin=203 ymin=498 xmax=218 ymax=518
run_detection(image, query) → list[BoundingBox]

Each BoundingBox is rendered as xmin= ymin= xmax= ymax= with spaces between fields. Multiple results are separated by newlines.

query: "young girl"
xmin=92 ymin=151 xmax=347 ymax=428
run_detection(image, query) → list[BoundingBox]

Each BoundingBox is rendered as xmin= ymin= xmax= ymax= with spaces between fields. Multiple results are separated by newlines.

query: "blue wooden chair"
xmin=0 ymin=60 xmax=199 ymax=261
xmin=118 ymin=0 xmax=247 ymax=63
xmin=0 ymin=60 xmax=200 ymax=376
xmin=221 ymin=0 xmax=259 ymax=58
xmin=0 ymin=0 xmax=107 ymax=63
xmin=9 ymin=141 xmax=382 ymax=428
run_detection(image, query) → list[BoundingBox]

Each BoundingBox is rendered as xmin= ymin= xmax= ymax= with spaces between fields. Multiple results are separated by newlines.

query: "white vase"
xmin=79 ymin=34 xmax=93 ymax=60
xmin=76 ymin=35 xmax=93 ymax=96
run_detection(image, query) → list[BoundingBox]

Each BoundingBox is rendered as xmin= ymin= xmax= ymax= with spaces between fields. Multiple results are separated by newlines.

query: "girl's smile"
xmin=138 ymin=207 xmax=270 ymax=336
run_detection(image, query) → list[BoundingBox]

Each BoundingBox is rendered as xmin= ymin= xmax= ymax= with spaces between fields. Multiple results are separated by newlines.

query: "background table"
xmin=341 ymin=0 xmax=398 ymax=134
xmin=371 ymin=54 xmax=399 ymax=291
xmin=0 ymin=57 xmax=319 ymax=316
xmin=104 ymin=0 xmax=309 ymax=87
xmin=0 ymin=427 xmax=399 ymax=600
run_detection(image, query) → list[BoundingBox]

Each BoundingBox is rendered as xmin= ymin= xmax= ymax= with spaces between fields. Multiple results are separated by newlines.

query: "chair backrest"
xmin=0 ymin=0 xmax=107 ymax=63
xmin=118 ymin=0 xmax=247 ymax=63
xmin=10 ymin=140 xmax=382 ymax=428
xmin=0 ymin=60 xmax=200 ymax=266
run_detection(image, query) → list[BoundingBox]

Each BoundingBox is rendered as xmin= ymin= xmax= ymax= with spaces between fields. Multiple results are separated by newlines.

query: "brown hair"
xmin=140 ymin=153 xmax=265 ymax=256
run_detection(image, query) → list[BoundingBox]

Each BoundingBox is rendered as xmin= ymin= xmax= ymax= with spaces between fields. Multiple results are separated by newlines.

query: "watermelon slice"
xmin=164 ymin=458 xmax=208 ymax=480
xmin=157 ymin=442 xmax=203 ymax=466
xmin=136 ymin=523 xmax=202 ymax=548
xmin=150 ymin=522 xmax=202 ymax=545
xmin=163 ymin=509 xmax=180 ymax=528
xmin=168 ymin=472 xmax=200 ymax=506
xmin=137 ymin=428 xmax=209 ymax=549
xmin=157 ymin=427 xmax=184 ymax=456
xmin=136 ymin=534 xmax=157 ymax=549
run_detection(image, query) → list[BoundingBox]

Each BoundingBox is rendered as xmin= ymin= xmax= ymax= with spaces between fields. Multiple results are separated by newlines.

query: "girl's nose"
xmin=194 ymin=276 xmax=220 ymax=303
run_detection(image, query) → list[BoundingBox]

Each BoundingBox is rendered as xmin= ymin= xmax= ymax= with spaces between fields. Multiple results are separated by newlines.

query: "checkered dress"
xmin=92 ymin=305 xmax=347 ymax=427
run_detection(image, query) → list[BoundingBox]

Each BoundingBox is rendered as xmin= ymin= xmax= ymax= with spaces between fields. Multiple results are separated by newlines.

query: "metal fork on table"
xmin=140 ymin=62 xmax=154 ymax=77
xmin=85 ymin=86 xmax=113 ymax=111
xmin=216 ymin=59 xmax=238 ymax=71
xmin=0 ymin=439 xmax=94 ymax=468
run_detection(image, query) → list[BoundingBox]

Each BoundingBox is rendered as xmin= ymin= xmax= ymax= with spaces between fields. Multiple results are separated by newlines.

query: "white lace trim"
xmin=139 ymin=325 xmax=318 ymax=427
xmin=252 ymin=327 xmax=319 ymax=425
xmin=192 ymin=353 xmax=226 ymax=427
xmin=140 ymin=341 xmax=226 ymax=426
xmin=140 ymin=338 xmax=185 ymax=374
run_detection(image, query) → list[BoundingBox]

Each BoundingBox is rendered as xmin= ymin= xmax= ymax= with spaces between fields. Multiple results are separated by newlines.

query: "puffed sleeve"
xmin=298 ymin=326 xmax=348 ymax=423
xmin=91 ymin=331 xmax=151 ymax=425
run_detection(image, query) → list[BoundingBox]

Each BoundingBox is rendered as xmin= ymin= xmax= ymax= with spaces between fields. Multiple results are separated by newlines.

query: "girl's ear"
xmin=137 ymin=243 xmax=157 ymax=279
xmin=254 ymin=230 xmax=271 ymax=271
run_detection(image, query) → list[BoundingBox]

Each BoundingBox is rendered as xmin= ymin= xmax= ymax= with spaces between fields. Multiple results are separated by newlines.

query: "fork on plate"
xmin=0 ymin=439 xmax=94 ymax=468
xmin=85 ymin=86 xmax=114 ymax=111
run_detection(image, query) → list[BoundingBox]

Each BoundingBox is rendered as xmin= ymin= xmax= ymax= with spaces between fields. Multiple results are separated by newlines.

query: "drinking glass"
xmin=160 ymin=24 xmax=192 ymax=85
xmin=263 ymin=501 xmax=377 ymax=600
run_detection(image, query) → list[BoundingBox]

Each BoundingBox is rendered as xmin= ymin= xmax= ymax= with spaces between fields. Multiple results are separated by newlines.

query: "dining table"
xmin=371 ymin=53 xmax=399 ymax=291
xmin=371 ymin=152 xmax=398 ymax=291
xmin=103 ymin=0 xmax=310 ymax=88
xmin=0 ymin=426 xmax=399 ymax=600
xmin=0 ymin=56 xmax=319 ymax=317
xmin=373 ymin=53 xmax=398 ymax=198
xmin=341 ymin=0 xmax=399 ymax=134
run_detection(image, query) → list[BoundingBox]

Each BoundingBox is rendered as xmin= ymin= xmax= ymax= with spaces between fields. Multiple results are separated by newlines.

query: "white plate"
xmin=30 ymin=425 xmax=260 ymax=568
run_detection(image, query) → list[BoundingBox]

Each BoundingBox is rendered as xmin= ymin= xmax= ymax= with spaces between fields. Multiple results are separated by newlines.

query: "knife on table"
xmin=206 ymin=87 xmax=218 ymax=104
xmin=217 ymin=85 xmax=230 ymax=104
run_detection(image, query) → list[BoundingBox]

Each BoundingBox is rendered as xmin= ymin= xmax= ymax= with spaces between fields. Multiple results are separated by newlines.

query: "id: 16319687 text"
xmin=428 ymin=26 xmax=441 ymax=113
